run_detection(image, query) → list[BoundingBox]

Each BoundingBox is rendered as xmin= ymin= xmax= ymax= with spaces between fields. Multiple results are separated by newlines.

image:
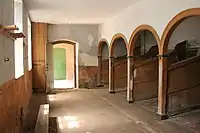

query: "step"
xmin=34 ymin=104 xmax=49 ymax=133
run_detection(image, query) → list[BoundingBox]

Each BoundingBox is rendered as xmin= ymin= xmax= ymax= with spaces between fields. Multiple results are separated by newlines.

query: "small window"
xmin=14 ymin=0 xmax=24 ymax=78
xmin=28 ymin=16 xmax=32 ymax=71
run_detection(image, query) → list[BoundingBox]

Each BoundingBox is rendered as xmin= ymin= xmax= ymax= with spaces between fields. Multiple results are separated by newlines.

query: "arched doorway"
xmin=97 ymin=39 xmax=109 ymax=87
xmin=109 ymin=33 xmax=128 ymax=96
xmin=128 ymin=25 xmax=160 ymax=112
xmin=159 ymin=8 xmax=200 ymax=121
xmin=46 ymin=40 xmax=78 ymax=89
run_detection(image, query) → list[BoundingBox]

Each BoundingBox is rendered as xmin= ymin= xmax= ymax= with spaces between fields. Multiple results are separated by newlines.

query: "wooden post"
xmin=97 ymin=56 xmax=103 ymax=87
xmin=109 ymin=57 xmax=115 ymax=93
xmin=32 ymin=22 xmax=47 ymax=92
xmin=127 ymin=56 xmax=134 ymax=103
xmin=157 ymin=55 xmax=168 ymax=120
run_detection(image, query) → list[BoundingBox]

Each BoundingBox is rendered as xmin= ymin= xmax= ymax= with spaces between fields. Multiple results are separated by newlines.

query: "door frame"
xmin=48 ymin=40 xmax=78 ymax=88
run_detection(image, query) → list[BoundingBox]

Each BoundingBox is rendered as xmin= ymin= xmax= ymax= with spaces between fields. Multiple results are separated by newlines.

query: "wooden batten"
xmin=10 ymin=32 xmax=25 ymax=39
xmin=1 ymin=25 xmax=19 ymax=31
xmin=32 ymin=22 xmax=47 ymax=91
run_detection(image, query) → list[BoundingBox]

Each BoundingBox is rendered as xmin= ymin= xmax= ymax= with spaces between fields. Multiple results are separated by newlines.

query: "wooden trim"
xmin=168 ymin=55 xmax=200 ymax=71
xmin=49 ymin=40 xmax=76 ymax=45
xmin=98 ymin=38 xmax=109 ymax=56
xmin=160 ymin=8 xmax=200 ymax=55
xmin=109 ymin=33 xmax=129 ymax=57
xmin=134 ymin=57 xmax=158 ymax=68
xmin=128 ymin=24 xmax=160 ymax=56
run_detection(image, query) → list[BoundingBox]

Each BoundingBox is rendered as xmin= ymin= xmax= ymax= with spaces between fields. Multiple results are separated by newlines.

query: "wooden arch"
xmin=128 ymin=24 xmax=160 ymax=56
xmin=161 ymin=8 xmax=200 ymax=54
xmin=98 ymin=39 xmax=109 ymax=56
xmin=109 ymin=33 xmax=129 ymax=57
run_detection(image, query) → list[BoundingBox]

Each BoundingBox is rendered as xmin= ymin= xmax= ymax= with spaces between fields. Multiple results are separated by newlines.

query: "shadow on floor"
xmin=169 ymin=109 xmax=200 ymax=133
xmin=23 ymin=93 xmax=47 ymax=133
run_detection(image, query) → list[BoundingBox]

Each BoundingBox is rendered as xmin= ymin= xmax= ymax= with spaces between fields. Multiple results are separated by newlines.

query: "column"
xmin=127 ymin=56 xmax=134 ymax=103
xmin=157 ymin=55 xmax=168 ymax=120
xmin=97 ymin=56 xmax=103 ymax=87
xmin=109 ymin=57 xmax=115 ymax=93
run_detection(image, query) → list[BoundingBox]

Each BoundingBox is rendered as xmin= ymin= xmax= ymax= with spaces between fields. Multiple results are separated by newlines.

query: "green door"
xmin=53 ymin=48 xmax=66 ymax=80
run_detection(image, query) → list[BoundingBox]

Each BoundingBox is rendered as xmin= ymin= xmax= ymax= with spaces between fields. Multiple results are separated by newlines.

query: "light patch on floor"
xmin=54 ymin=80 xmax=74 ymax=89
xmin=49 ymin=90 xmax=150 ymax=133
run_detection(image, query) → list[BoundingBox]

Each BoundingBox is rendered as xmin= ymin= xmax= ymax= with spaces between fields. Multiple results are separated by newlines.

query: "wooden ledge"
xmin=0 ymin=25 xmax=20 ymax=40
xmin=10 ymin=32 xmax=25 ymax=39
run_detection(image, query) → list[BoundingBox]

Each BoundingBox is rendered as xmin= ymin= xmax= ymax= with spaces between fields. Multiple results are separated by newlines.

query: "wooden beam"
xmin=1 ymin=25 xmax=19 ymax=31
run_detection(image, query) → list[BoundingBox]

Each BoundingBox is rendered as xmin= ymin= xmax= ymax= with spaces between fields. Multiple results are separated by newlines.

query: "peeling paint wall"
xmin=48 ymin=24 xmax=99 ymax=66
xmin=48 ymin=24 xmax=100 ymax=87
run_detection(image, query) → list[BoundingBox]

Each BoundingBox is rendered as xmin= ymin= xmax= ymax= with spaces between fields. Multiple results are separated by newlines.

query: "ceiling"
xmin=23 ymin=0 xmax=139 ymax=24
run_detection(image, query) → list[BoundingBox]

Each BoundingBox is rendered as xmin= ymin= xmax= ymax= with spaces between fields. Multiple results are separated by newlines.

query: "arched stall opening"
xmin=110 ymin=34 xmax=128 ymax=96
xmin=160 ymin=8 xmax=200 ymax=130
xmin=129 ymin=26 xmax=159 ymax=113
xmin=98 ymin=40 xmax=109 ymax=87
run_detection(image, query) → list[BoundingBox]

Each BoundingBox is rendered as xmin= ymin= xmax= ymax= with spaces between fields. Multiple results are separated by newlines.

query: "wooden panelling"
xmin=0 ymin=71 xmax=32 ymax=133
xmin=102 ymin=59 xmax=109 ymax=85
xmin=134 ymin=58 xmax=158 ymax=101
xmin=167 ymin=56 xmax=200 ymax=114
xmin=32 ymin=23 xmax=47 ymax=92
xmin=113 ymin=57 xmax=127 ymax=92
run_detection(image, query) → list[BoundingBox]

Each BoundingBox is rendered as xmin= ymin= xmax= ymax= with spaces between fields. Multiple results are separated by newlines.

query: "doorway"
xmin=46 ymin=40 xmax=78 ymax=90
xmin=53 ymin=43 xmax=75 ymax=88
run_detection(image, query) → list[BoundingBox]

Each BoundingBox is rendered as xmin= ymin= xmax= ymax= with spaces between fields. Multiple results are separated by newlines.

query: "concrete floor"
xmin=170 ymin=109 xmax=200 ymax=133
xmin=49 ymin=89 xmax=151 ymax=133
xmin=136 ymin=98 xmax=158 ymax=113
xmin=23 ymin=88 xmax=199 ymax=133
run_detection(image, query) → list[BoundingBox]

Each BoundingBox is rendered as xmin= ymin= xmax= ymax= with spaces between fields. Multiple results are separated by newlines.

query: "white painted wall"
xmin=0 ymin=0 xmax=15 ymax=85
xmin=168 ymin=16 xmax=200 ymax=49
xmin=100 ymin=0 xmax=200 ymax=45
xmin=48 ymin=24 xmax=99 ymax=66
xmin=0 ymin=0 xmax=30 ymax=85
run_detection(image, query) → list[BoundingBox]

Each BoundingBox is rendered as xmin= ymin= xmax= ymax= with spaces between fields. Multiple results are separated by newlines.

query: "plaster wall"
xmin=100 ymin=0 xmax=200 ymax=45
xmin=48 ymin=24 xmax=99 ymax=66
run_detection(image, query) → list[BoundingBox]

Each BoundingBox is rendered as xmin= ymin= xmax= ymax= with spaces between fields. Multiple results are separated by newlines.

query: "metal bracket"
xmin=157 ymin=54 xmax=168 ymax=59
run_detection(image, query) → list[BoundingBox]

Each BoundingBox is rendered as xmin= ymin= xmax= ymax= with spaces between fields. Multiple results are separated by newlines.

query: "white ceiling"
xmin=23 ymin=0 xmax=140 ymax=24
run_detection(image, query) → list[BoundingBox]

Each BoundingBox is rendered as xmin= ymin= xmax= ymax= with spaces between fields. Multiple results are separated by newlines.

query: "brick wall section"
xmin=0 ymin=70 xmax=32 ymax=133
xmin=79 ymin=66 xmax=98 ymax=88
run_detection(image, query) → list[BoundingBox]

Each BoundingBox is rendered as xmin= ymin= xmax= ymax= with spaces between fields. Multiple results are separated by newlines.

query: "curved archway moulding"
xmin=98 ymin=38 xmax=109 ymax=56
xmin=128 ymin=24 xmax=161 ymax=56
xmin=49 ymin=39 xmax=77 ymax=45
xmin=109 ymin=33 xmax=129 ymax=57
xmin=161 ymin=8 xmax=200 ymax=54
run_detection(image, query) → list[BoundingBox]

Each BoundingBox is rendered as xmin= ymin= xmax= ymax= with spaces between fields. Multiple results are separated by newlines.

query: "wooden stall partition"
xmin=167 ymin=55 xmax=200 ymax=115
xmin=102 ymin=59 xmax=109 ymax=85
xmin=113 ymin=56 xmax=127 ymax=93
xmin=134 ymin=57 xmax=158 ymax=101
xmin=32 ymin=23 xmax=47 ymax=92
